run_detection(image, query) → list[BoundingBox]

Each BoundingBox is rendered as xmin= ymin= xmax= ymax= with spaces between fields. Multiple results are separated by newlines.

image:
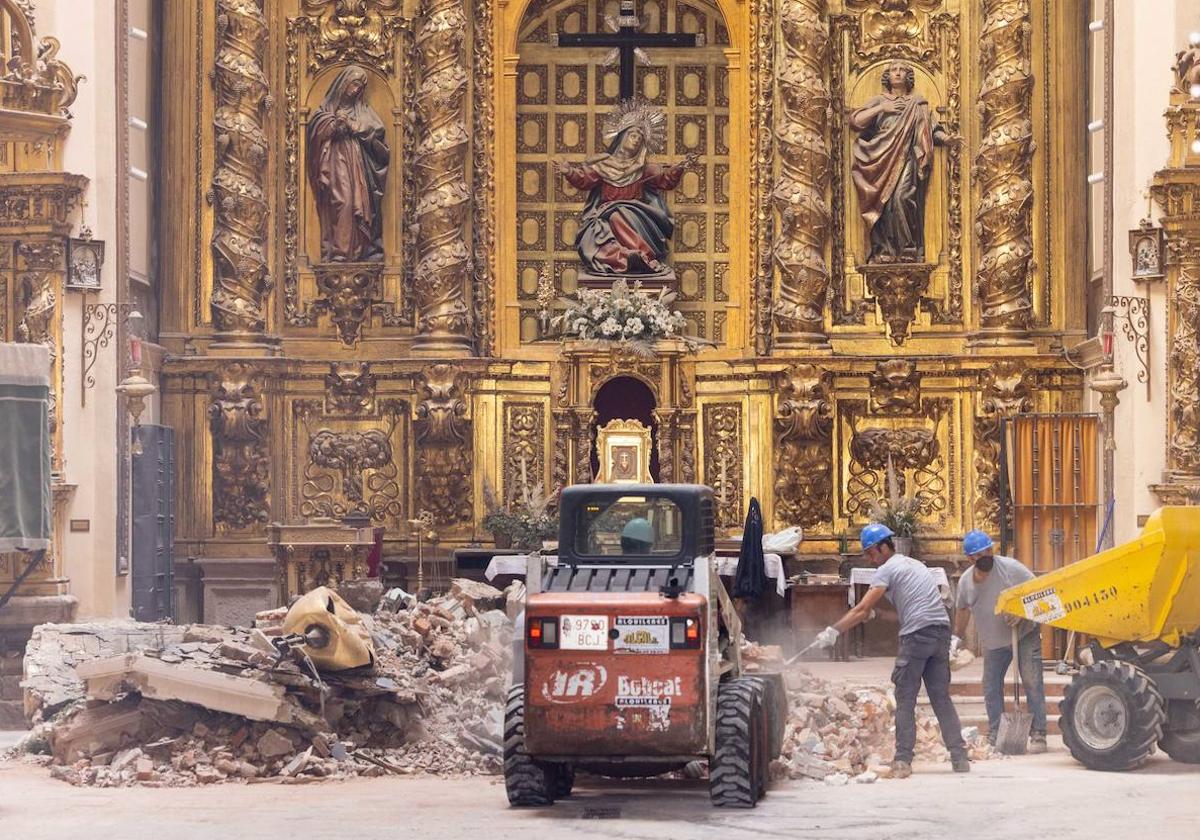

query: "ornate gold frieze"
xmin=209 ymin=366 xmax=271 ymax=532
xmin=414 ymin=364 xmax=472 ymax=526
xmin=503 ymin=402 xmax=545 ymax=501
xmin=842 ymin=0 xmax=942 ymax=71
xmin=974 ymin=0 xmax=1034 ymax=338
xmin=973 ymin=361 xmax=1033 ymax=529
xmin=299 ymin=0 xmax=404 ymax=73
xmin=324 ymin=362 xmax=377 ymax=415
xmin=412 ymin=0 xmax=472 ymax=351
xmin=210 ymin=0 xmax=271 ymax=335
xmin=298 ymin=404 xmax=404 ymax=522
xmin=703 ymin=403 xmax=742 ymax=530
xmin=772 ymin=0 xmax=831 ymax=348
xmin=774 ymin=365 xmax=833 ymax=530
xmin=869 ymin=359 xmax=920 ymax=415
xmin=0 ymin=173 xmax=87 ymax=234
xmin=843 ymin=397 xmax=950 ymax=524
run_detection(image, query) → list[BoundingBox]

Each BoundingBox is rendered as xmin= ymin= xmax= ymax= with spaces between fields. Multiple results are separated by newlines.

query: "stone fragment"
xmin=853 ymin=771 xmax=878 ymax=784
xmin=824 ymin=772 xmax=850 ymax=786
xmin=256 ymin=728 xmax=294 ymax=759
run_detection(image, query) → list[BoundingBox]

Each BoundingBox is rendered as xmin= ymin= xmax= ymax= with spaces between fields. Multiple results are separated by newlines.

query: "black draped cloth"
xmin=732 ymin=497 xmax=766 ymax=599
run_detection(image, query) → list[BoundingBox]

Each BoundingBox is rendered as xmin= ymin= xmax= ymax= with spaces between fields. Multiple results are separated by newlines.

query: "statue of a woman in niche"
xmin=850 ymin=61 xmax=954 ymax=264
xmin=307 ymin=66 xmax=389 ymax=263
xmin=553 ymin=101 xmax=697 ymax=278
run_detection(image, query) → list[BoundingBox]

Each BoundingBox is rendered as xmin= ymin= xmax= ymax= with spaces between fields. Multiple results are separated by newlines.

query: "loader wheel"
xmin=709 ymin=679 xmax=765 ymax=808
xmin=504 ymin=684 xmax=555 ymax=806
xmin=1061 ymin=661 xmax=1165 ymax=772
xmin=551 ymin=763 xmax=576 ymax=797
xmin=746 ymin=674 xmax=786 ymax=760
xmin=1159 ymin=727 xmax=1200 ymax=764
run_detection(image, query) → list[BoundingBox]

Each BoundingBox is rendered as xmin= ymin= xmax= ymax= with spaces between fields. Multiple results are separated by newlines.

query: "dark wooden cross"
xmin=556 ymin=0 xmax=700 ymax=101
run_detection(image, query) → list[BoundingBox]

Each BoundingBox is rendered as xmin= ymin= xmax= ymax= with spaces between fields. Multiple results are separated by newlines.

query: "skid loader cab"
xmin=504 ymin=484 xmax=784 ymax=809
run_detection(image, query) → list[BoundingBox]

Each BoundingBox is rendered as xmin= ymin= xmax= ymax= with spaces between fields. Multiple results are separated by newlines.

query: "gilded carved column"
xmin=772 ymin=0 xmax=831 ymax=349
xmin=974 ymin=0 xmax=1034 ymax=341
xmin=210 ymin=0 xmax=272 ymax=340
xmin=1150 ymin=52 xmax=1200 ymax=503
xmin=412 ymin=0 xmax=473 ymax=353
xmin=773 ymin=365 xmax=833 ymax=529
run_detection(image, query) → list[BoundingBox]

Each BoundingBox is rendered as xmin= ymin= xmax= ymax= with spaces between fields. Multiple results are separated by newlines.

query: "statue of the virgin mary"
xmin=554 ymin=101 xmax=695 ymax=277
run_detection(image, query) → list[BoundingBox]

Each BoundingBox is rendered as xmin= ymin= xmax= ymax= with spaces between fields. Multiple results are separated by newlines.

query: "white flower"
xmin=573 ymin=318 xmax=589 ymax=335
xmin=624 ymin=317 xmax=645 ymax=336
xmin=591 ymin=306 xmax=605 ymax=320
xmin=612 ymin=297 xmax=629 ymax=312
xmin=600 ymin=317 xmax=621 ymax=336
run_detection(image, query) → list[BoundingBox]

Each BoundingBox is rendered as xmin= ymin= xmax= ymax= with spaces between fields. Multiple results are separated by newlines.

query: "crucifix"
xmin=555 ymin=0 xmax=702 ymax=101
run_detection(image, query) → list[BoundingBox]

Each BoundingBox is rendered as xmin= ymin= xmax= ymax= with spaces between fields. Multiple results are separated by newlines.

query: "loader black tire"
xmin=745 ymin=674 xmax=787 ymax=760
xmin=551 ymin=763 xmax=576 ymax=797
xmin=709 ymin=679 xmax=765 ymax=808
xmin=504 ymin=684 xmax=555 ymax=806
xmin=1159 ymin=726 xmax=1200 ymax=764
xmin=1061 ymin=661 xmax=1165 ymax=772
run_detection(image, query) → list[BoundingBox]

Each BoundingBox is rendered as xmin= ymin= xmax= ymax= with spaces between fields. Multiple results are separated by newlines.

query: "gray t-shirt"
xmin=955 ymin=555 xmax=1035 ymax=650
xmin=872 ymin=553 xmax=950 ymax=637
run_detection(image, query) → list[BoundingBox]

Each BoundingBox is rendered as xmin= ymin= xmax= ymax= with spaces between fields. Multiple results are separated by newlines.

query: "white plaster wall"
xmin=1105 ymin=3 xmax=1200 ymax=544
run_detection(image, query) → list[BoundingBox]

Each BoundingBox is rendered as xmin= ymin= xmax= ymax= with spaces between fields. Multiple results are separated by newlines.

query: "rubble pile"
xmin=773 ymin=663 xmax=996 ymax=782
xmin=12 ymin=579 xmax=520 ymax=787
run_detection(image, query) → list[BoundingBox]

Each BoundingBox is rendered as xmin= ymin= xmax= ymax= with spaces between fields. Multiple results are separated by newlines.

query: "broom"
xmin=995 ymin=626 xmax=1033 ymax=755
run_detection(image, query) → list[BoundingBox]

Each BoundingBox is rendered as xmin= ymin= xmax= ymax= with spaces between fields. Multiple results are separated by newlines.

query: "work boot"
xmin=1028 ymin=732 xmax=1048 ymax=754
xmin=890 ymin=760 xmax=912 ymax=779
xmin=951 ymin=755 xmax=970 ymax=773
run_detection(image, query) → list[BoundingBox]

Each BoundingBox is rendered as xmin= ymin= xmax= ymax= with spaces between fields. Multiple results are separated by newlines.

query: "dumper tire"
xmin=504 ymin=684 xmax=555 ymax=806
xmin=1159 ymin=725 xmax=1200 ymax=764
xmin=745 ymin=674 xmax=787 ymax=760
xmin=709 ymin=679 xmax=765 ymax=808
xmin=1061 ymin=661 xmax=1165 ymax=772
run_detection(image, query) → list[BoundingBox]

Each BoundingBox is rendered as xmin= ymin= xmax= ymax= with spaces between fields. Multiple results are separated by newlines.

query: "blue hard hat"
xmin=860 ymin=523 xmax=895 ymax=551
xmin=622 ymin=517 xmax=654 ymax=545
xmin=962 ymin=529 xmax=995 ymax=556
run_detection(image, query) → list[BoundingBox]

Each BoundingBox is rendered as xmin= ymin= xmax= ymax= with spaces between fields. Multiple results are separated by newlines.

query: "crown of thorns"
xmin=602 ymin=99 xmax=666 ymax=152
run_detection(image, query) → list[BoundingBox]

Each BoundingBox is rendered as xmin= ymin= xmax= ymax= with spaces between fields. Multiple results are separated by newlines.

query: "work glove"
xmin=815 ymin=626 xmax=840 ymax=649
xmin=950 ymin=635 xmax=962 ymax=655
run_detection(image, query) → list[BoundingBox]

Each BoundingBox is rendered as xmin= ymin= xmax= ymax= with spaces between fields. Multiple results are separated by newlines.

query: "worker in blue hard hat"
xmin=620 ymin=517 xmax=655 ymax=554
xmin=812 ymin=522 xmax=968 ymax=778
xmin=953 ymin=529 xmax=1048 ymax=753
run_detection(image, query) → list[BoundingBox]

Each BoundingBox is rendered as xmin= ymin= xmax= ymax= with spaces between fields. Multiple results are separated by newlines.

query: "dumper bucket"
xmin=994 ymin=507 xmax=1200 ymax=647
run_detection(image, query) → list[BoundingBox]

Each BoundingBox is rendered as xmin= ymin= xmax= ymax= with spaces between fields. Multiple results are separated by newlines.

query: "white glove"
xmin=950 ymin=635 xmax=962 ymax=655
xmin=815 ymin=626 xmax=840 ymax=649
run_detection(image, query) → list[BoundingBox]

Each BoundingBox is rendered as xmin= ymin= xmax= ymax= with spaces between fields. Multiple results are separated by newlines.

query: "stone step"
xmin=950 ymin=678 xmax=1068 ymax=698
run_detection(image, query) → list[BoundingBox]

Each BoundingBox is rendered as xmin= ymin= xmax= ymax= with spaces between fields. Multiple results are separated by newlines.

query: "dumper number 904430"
xmin=1063 ymin=586 xmax=1119 ymax=614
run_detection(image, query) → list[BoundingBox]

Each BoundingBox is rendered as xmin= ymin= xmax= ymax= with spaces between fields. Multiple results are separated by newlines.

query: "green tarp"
xmin=0 ymin=343 xmax=51 ymax=552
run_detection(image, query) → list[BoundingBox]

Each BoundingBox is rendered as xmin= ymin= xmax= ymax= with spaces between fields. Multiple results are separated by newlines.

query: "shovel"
xmin=995 ymin=627 xmax=1033 ymax=755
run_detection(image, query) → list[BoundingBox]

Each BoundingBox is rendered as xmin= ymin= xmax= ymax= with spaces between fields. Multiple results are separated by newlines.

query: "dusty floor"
xmin=1 ymin=737 xmax=1196 ymax=840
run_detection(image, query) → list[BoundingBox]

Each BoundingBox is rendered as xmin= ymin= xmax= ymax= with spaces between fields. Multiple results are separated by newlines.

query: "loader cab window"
xmin=575 ymin=496 xmax=684 ymax=559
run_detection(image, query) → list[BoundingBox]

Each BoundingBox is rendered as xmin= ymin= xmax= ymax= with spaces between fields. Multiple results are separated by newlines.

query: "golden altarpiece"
xmin=157 ymin=0 xmax=1089 ymax=620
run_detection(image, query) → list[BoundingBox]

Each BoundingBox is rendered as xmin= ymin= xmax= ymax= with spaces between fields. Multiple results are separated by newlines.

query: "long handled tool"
xmin=995 ymin=627 xmax=1033 ymax=754
xmin=784 ymin=638 xmax=823 ymax=667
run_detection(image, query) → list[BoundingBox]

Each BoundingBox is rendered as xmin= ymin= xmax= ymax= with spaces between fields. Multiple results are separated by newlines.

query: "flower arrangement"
xmin=481 ymin=480 xmax=558 ymax=551
xmin=867 ymin=455 xmax=921 ymax=538
xmin=549 ymin=279 xmax=704 ymax=355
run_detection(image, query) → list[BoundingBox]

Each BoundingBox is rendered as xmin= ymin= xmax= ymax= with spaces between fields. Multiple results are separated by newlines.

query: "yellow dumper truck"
xmin=996 ymin=507 xmax=1200 ymax=771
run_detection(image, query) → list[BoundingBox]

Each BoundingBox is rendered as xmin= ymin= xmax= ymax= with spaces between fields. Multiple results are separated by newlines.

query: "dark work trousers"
xmin=891 ymin=623 xmax=967 ymax=764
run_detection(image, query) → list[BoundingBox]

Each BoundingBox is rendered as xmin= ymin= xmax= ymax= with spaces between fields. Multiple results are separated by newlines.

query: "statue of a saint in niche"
xmin=553 ymin=101 xmax=697 ymax=278
xmin=307 ymin=66 xmax=389 ymax=263
xmin=850 ymin=61 xmax=954 ymax=264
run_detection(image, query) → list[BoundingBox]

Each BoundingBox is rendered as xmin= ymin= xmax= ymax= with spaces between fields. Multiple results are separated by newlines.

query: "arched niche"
xmin=493 ymin=0 xmax=750 ymax=357
xmin=300 ymin=65 xmax=400 ymax=268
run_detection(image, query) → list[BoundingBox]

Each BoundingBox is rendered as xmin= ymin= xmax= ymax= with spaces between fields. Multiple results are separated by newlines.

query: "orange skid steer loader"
xmin=504 ymin=484 xmax=785 ymax=807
